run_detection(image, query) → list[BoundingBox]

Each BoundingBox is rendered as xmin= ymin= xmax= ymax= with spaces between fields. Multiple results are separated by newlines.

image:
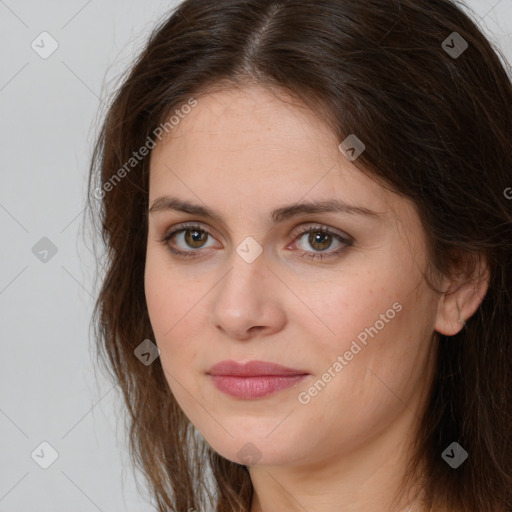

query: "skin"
xmin=144 ymin=83 xmax=489 ymax=512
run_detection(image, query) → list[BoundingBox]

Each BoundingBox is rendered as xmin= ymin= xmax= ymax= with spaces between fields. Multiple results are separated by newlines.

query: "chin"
xmin=200 ymin=424 xmax=306 ymax=467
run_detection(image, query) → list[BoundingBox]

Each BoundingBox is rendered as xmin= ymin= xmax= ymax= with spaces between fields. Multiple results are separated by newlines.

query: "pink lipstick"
xmin=207 ymin=360 xmax=309 ymax=399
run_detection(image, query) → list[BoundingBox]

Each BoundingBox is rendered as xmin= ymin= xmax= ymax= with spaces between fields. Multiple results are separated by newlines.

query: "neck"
xmin=248 ymin=407 xmax=426 ymax=512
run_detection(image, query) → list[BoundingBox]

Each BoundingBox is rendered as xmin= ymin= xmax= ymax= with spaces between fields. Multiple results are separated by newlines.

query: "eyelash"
xmin=158 ymin=222 xmax=353 ymax=262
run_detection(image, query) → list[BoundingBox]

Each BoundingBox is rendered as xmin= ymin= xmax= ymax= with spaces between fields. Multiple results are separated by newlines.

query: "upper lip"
xmin=207 ymin=360 xmax=309 ymax=377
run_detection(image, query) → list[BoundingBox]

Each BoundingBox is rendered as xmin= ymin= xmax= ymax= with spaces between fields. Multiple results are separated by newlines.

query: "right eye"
xmin=159 ymin=223 xmax=219 ymax=257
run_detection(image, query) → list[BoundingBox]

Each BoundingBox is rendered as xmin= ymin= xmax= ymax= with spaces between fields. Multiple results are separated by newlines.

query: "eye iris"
xmin=308 ymin=231 xmax=332 ymax=251
xmin=184 ymin=229 xmax=207 ymax=248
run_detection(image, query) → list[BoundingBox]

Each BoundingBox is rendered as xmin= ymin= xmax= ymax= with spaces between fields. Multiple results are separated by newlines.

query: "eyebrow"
xmin=148 ymin=196 xmax=382 ymax=223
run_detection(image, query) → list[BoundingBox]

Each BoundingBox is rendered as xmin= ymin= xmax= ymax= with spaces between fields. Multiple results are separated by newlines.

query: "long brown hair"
xmin=86 ymin=0 xmax=512 ymax=510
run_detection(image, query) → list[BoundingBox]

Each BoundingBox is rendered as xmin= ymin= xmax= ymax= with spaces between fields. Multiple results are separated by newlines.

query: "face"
xmin=145 ymin=84 xmax=441 ymax=469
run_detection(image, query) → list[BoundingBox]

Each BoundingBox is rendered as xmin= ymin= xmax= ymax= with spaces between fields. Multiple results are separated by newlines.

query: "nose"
xmin=209 ymin=247 xmax=287 ymax=341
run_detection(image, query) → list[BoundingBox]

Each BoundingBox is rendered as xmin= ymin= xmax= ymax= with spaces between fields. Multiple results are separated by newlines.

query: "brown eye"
xmin=307 ymin=231 xmax=333 ymax=251
xmin=291 ymin=225 xmax=353 ymax=262
xmin=184 ymin=228 xmax=209 ymax=248
xmin=159 ymin=223 xmax=217 ymax=257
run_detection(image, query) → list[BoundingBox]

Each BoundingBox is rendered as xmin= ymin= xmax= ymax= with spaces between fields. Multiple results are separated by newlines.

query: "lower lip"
xmin=209 ymin=375 xmax=307 ymax=399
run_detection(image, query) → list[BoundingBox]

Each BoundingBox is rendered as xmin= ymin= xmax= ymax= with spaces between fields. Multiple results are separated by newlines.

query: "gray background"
xmin=1 ymin=0 xmax=511 ymax=510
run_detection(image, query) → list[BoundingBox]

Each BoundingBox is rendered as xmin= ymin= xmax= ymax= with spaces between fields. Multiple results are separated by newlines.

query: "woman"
xmin=87 ymin=0 xmax=512 ymax=511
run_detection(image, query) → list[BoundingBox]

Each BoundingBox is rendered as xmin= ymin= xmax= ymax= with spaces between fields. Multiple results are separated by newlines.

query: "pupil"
xmin=309 ymin=231 xmax=331 ymax=251
xmin=186 ymin=229 xmax=206 ymax=247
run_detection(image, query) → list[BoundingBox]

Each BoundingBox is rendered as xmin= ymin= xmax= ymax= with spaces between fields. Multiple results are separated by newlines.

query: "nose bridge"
xmin=218 ymin=236 xmax=267 ymax=305
xmin=209 ymin=238 xmax=284 ymax=337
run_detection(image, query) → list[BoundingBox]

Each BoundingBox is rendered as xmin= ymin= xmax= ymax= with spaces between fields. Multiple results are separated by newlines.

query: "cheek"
xmin=144 ymin=247 xmax=205 ymax=340
xmin=144 ymin=257 xmax=202 ymax=403
xmin=309 ymin=269 xmax=403 ymax=350
xmin=144 ymin=249 xmax=215 ymax=401
xmin=305 ymin=263 xmax=434 ymax=400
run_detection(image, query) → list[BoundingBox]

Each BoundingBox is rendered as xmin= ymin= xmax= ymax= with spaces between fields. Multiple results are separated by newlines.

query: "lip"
xmin=207 ymin=360 xmax=309 ymax=399
xmin=208 ymin=360 xmax=308 ymax=377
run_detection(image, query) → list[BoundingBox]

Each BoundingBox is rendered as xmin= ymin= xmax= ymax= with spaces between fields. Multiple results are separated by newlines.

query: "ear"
xmin=434 ymin=253 xmax=490 ymax=336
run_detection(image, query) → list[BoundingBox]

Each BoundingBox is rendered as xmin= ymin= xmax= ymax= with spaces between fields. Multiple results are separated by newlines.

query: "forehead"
xmin=151 ymin=85 xmax=337 ymax=171
xmin=148 ymin=85 xmax=404 ymax=223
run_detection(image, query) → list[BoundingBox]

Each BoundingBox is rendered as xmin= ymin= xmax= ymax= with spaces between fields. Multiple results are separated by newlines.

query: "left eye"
xmin=290 ymin=226 xmax=352 ymax=260
xmin=295 ymin=229 xmax=342 ymax=251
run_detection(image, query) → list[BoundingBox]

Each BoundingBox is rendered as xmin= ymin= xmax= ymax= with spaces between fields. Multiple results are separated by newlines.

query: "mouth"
xmin=207 ymin=360 xmax=309 ymax=399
